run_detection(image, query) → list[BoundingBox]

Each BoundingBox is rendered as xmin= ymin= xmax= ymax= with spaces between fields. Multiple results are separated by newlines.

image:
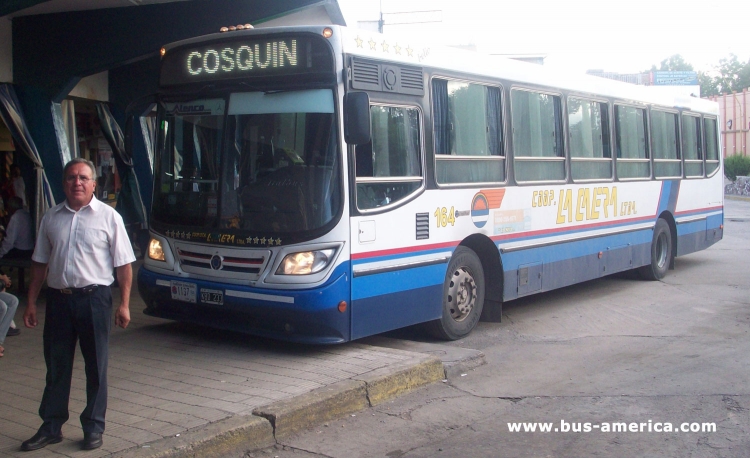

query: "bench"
xmin=0 ymin=257 xmax=32 ymax=292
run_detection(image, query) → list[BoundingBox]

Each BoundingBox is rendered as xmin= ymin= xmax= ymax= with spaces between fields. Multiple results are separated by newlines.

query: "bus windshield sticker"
xmin=165 ymin=99 xmax=225 ymax=117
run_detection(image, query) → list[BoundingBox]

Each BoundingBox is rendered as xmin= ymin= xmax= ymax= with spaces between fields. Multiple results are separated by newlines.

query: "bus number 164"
xmin=434 ymin=206 xmax=456 ymax=228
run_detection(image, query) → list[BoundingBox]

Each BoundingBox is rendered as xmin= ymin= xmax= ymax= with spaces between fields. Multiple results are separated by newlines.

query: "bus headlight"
xmin=276 ymin=249 xmax=335 ymax=275
xmin=148 ymin=238 xmax=166 ymax=261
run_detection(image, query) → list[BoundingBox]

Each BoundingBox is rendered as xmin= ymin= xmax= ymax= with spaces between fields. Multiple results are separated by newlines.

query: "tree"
xmin=648 ymin=53 xmax=750 ymax=97
xmin=698 ymin=71 xmax=719 ymax=97
xmin=713 ymin=54 xmax=750 ymax=94
xmin=652 ymin=54 xmax=694 ymax=72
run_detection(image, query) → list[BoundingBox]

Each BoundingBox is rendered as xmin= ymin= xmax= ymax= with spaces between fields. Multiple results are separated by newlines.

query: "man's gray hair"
xmin=63 ymin=157 xmax=97 ymax=182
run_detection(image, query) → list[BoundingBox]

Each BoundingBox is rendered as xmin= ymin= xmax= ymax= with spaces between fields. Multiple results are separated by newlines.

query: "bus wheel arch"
xmin=426 ymin=245 xmax=484 ymax=340
xmin=638 ymin=214 xmax=675 ymax=280
xmin=663 ymin=212 xmax=677 ymax=270
xmin=462 ymin=234 xmax=503 ymax=322
xmin=426 ymin=235 xmax=501 ymax=340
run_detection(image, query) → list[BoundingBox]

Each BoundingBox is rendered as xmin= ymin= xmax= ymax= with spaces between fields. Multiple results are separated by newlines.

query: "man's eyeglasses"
xmin=65 ymin=175 xmax=92 ymax=184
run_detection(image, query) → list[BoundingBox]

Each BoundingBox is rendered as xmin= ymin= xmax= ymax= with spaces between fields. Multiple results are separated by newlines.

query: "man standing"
xmin=22 ymin=158 xmax=136 ymax=452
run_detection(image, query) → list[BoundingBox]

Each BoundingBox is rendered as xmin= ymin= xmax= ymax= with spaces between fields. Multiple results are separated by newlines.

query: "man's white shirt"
xmin=32 ymin=196 xmax=136 ymax=289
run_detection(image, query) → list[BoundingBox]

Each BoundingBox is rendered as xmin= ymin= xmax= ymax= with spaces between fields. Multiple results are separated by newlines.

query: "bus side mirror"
xmin=344 ymin=92 xmax=371 ymax=145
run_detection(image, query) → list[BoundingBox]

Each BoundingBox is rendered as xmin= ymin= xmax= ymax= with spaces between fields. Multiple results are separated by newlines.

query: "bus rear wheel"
xmin=638 ymin=218 xmax=672 ymax=281
xmin=427 ymin=246 xmax=485 ymax=340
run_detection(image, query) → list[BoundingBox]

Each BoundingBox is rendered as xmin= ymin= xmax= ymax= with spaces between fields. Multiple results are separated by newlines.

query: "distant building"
xmin=586 ymin=69 xmax=650 ymax=85
xmin=586 ymin=69 xmax=700 ymax=98
xmin=706 ymin=88 xmax=749 ymax=158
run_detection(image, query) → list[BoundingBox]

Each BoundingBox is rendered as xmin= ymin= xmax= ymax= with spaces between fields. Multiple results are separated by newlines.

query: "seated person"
xmin=0 ymin=197 xmax=34 ymax=260
xmin=0 ymin=274 xmax=19 ymax=357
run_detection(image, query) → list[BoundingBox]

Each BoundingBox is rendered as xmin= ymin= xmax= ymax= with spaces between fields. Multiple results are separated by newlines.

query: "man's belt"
xmin=55 ymin=285 xmax=100 ymax=295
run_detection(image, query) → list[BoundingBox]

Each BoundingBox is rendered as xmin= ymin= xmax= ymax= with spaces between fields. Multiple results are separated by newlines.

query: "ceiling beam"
xmin=0 ymin=0 xmax=53 ymax=18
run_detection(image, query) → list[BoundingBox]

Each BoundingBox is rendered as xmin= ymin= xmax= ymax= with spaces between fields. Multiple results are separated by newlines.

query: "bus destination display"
xmin=160 ymin=35 xmax=333 ymax=86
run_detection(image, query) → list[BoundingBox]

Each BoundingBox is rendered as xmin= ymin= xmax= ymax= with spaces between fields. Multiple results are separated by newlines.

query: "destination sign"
xmin=160 ymin=34 xmax=334 ymax=86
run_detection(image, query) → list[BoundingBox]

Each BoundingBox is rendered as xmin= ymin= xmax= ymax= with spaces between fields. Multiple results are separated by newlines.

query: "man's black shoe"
xmin=6 ymin=327 xmax=20 ymax=336
xmin=20 ymin=432 xmax=63 ymax=451
xmin=82 ymin=432 xmax=103 ymax=450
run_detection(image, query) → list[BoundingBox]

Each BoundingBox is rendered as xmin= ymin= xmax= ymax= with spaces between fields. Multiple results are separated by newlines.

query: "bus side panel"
xmin=676 ymin=219 xmax=707 ymax=256
xmin=350 ymin=263 xmax=444 ymax=340
xmin=137 ymin=263 xmax=352 ymax=344
xmin=675 ymin=218 xmax=724 ymax=256
xmin=501 ymin=228 xmax=653 ymax=300
xmin=705 ymin=212 xmax=724 ymax=243
xmin=674 ymin=174 xmax=724 ymax=257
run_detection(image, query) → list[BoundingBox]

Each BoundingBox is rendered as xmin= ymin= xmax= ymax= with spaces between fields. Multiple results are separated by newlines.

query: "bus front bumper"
xmin=137 ymin=267 xmax=351 ymax=344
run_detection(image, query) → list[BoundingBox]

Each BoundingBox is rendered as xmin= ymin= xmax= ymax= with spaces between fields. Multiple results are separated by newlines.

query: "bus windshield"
xmin=153 ymin=89 xmax=340 ymax=236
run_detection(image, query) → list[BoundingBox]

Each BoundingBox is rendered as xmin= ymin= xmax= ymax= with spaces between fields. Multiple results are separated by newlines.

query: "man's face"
xmin=64 ymin=163 xmax=96 ymax=210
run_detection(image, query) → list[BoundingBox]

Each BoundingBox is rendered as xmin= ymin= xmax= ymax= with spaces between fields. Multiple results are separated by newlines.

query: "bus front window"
xmin=153 ymin=90 xmax=340 ymax=237
xmin=225 ymin=89 xmax=339 ymax=233
xmin=155 ymin=99 xmax=225 ymax=227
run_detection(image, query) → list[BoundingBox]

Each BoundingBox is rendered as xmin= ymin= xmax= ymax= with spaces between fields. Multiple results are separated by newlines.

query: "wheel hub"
xmin=448 ymin=267 xmax=476 ymax=322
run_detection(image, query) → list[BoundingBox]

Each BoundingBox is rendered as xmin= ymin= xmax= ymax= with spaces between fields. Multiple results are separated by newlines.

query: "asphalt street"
xmin=256 ymin=198 xmax=750 ymax=458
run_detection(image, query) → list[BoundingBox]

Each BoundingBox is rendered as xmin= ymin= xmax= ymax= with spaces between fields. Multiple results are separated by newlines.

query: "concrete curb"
xmin=124 ymin=354 xmax=443 ymax=457
xmin=118 ymin=415 xmax=274 ymax=458
xmin=254 ymin=379 xmax=369 ymax=441
xmin=353 ymin=354 xmax=445 ymax=406
xmin=725 ymin=195 xmax=750 ymax=202
xmin=361 ymin=336 xmax=486 ymax=379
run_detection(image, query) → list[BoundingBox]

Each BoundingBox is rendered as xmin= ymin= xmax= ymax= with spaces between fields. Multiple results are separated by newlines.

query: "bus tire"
xmin=427 ymin=246 xmax=485 ymax=340
xmin=638 ymin=218 xmax=672 ymax=281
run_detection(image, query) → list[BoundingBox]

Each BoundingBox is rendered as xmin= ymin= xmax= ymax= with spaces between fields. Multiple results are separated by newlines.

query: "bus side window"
xmin=568 ymin=98 xmax=612 ymax=181
xmin=511 ymin=89 xmax=565 ymax=182
xmin=704 ymin=117 xmax=720 ymax=176
xmin=433 ymin=78 xmax=505 ymax=184
xmin=355 ymin=142 xmax=374 ymax=177
xmin=651 ymin=109 xmax=681 ymax=179
xmin=355 ymin=105 xmax=422 ymax=210
xmin=615 ymin=105 xmax=650 ymax=180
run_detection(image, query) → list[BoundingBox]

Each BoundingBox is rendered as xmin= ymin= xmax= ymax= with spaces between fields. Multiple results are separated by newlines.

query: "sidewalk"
xmin=0 ymin=263 xmax=473 ymax=457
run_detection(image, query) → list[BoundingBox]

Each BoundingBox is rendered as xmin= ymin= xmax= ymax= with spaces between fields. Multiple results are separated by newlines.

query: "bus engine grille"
xmin=174 ymin=242 xmax=271 ymax=281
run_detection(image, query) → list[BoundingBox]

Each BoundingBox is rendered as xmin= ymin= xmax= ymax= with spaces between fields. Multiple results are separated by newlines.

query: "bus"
xmin=137 ymin=25 xmax=723 ymax=344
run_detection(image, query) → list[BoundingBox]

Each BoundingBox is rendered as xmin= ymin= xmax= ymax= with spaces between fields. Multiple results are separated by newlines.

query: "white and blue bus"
xmin=137 ymin=25 xmax=723 ymax=344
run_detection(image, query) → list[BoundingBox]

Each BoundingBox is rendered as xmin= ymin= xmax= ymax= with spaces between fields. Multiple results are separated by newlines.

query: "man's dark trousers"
xmin=38 ymin=286 xmax=112 ymax=435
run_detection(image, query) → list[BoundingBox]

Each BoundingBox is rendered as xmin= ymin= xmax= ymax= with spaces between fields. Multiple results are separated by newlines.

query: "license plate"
xmin=171 ymin=281 xmax=196 ymax=303
xmin=201 ymin=288 xmax=224 ymax=305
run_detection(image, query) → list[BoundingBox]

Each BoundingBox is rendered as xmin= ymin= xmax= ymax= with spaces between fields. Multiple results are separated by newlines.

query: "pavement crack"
xmin=272 ymin=444 xmax=334 ymax=457
xmin=722 ymin=395 xmax=746 ymax=412
xmin=442 ymin=388 xmax=750 ymax=402
xmin=697 ymin=436 xmax=726 ymax=450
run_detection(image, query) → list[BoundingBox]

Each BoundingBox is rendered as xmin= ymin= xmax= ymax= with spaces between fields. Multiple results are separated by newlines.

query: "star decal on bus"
xmin=368 ymin=38 xmax=377 ymax=50
xmin=354 ymin=36 xmax=363 ymax=48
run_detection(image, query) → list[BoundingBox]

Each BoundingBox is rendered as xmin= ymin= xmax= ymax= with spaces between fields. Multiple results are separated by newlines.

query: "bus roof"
xmin=158 ymin=24 xmax=718 ymax=116
xmin=338 ymin=27 xmax=718 ymax=116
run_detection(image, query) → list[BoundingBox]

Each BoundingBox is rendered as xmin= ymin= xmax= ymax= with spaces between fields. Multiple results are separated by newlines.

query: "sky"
xmin=337 ymin=0 xmax=750 ymax=76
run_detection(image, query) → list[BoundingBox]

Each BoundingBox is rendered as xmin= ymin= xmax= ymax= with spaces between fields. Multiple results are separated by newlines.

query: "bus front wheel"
xmin=638 ymin=218 xmax=672 ymax=281
xmin=427 ymin=246 xmax=485 ymax=340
